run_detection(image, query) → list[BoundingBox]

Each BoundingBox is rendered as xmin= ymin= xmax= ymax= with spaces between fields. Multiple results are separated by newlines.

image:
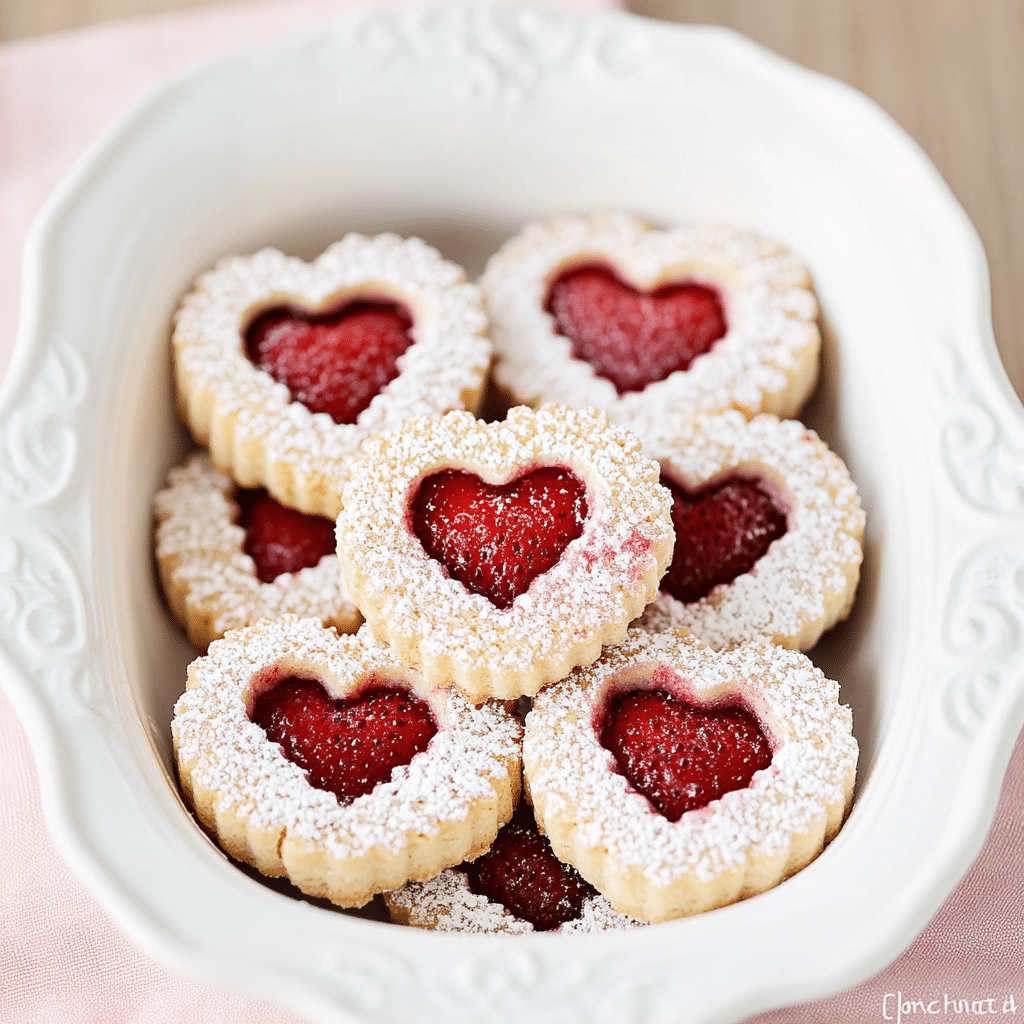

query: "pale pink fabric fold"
xmin=1 ymin=1 xmax=1021 ymax=1021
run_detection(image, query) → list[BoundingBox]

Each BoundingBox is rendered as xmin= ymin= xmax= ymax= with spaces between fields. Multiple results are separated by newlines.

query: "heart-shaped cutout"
xmin=601 ymin=687 xmax=773 ymax=822
xmin=662 ymin=475 xmax=787 ymax=604
xmin=246 ymin=299 xmax=414 ymax=425
xmin=251 ymin=676 xmax=437 ymax=804
xmin=463 ymin=801 xmax=598 ymax=931
xmin=411 ymin=466 xmax=589 ymax=609
xmin=238 ymin=489 xmax=338 ymax=583
xmin=546 ymin=265 xmax=726 ymax=395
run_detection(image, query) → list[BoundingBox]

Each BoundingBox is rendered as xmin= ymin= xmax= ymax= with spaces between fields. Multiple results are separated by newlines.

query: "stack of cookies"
xmin=162 ymin=214 xmax=862 ymax=932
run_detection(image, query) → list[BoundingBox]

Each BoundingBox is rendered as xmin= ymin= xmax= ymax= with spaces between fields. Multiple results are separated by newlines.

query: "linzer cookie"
xmin=173 ymin=233 xmax=492 ymax=518
xmin=633 ymin=410 xmax=865 ymax=651
xmin=172 ymin=616 xmax=523 ymax=908
xmin=335 ymin=404 xmax=675 ymax=700
xmin=385 ymin=802 xmax=643 ymax=934
xmin=481 ymin=213 xmax=819 ymax=423
xmin=154 ymin=453 xmax=360 ymax=648
xmin=523 ymin=628 xmax=858 ymax=923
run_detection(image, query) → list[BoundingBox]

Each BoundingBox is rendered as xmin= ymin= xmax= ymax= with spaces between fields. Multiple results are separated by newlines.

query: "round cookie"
xmin=523 ymin=628 xmax=858 ymax=924
xmin=481 ymin=212 xmax=819 ymax=423
xmin=173 ymin=233 xmax=492 ymax=518
xmin=172 ymin=616 xmax=523 ymax=908
xmin=335 ymin=404 xmax=675 ymax=701
xmin=154 ymin=453 xmax=361 ymax=648
xmin=633 ymin=410 xmax=865 ymax=651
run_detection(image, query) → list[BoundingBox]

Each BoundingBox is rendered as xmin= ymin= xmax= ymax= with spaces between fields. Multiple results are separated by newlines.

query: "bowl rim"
xmin=3 ymin=5 xmax=1024 ymax=1022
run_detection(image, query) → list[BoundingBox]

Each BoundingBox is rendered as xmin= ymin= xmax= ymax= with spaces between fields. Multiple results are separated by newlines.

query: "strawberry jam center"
xmin=410 ymin=466 xmax=589 ymax=609
xmin=251 ymin=677 xmax=436 ymax=805
xmin=463 ymin=801 xmax=598 ymax=931
xmin=662 ymin=475 xmax=787 ymax=604
xmin=245 ymin=299 xmax=414 ymax=425
xmin=546 ymin=265 xmax=726 ymax=394
xmin=237 ymin=488 xmax=337 ymax=584
xmin=601 ymin=687 xmax=773 ymax=822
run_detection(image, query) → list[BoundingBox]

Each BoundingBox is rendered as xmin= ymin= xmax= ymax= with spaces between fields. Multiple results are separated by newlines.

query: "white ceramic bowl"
xmin=3 ymin=6 xmax=1023 ymax=1022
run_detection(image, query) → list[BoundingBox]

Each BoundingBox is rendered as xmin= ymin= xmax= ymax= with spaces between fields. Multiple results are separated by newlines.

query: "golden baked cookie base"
xmin=523 ymin=629 xmax=857 ymax=924
xmin=481 ymin=212 xmax=821 ymax=425
xmin=173 ymin=617 xmax=523 ymax=908
xmin=336 ymin=404 xmax=675 ymax=701
xmin=173 ymin=234 xmax=492 ymax=518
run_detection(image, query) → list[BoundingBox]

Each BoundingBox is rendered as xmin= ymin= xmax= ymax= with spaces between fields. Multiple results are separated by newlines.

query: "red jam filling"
xmin=245 ymin=299 xmax=414 ymax=425
xmin=463 ymin=801 xmax=598 ymax=931
xmin=601 ymin=688 xmax=773 ymax=822
xmin=410 ymin=466 xmax=589 ymax=610
xmin=251 ymin=676 xmax=437 ymax=805
xmin=546 ymin=265 xmax=726 ymax=394
xmin=237 ymin=488 xmax=337 ymax=584
xmin=662 ymin=475 xmax=787 ymax=604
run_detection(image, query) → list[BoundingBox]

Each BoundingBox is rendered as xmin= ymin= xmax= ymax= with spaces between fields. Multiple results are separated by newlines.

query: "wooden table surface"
xmin=4 ymin=0 xmax=1022 ymax=401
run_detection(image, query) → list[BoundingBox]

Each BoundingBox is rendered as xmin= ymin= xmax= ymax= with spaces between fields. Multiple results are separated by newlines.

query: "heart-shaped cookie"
xmin=173 ymin=233 xmax=491 ymax=518
xmin=523 ymin=628 xmax=858 ymax=923
xmin=336 ymin=404 xmax=675 ymax=700
xmin=172 ymin=616 xmax=523 ymax=908
xmin=632 ymin=410 xmax=865 ymax=652
xmin=481 ymin=213 xmax=820 ymax=425
xmin=153 ymin=453 xmax=361 ymax=648
xmin=547 ymin=265 xmax=726 ymax=394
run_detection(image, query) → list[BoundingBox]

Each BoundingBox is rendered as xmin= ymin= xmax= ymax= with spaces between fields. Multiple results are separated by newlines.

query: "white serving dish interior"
xmin=3 ymin=6 xmax=1024 ymax=1023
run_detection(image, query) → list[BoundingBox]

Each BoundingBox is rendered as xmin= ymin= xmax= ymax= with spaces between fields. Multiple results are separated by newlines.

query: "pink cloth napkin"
xmin=2 ymin=2 xmax=1022 ymax=1021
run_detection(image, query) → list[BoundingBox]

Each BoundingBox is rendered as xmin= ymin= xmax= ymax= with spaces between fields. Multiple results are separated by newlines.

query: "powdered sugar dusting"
xmin=385 ymin=867 xmax=643 ymax=934
xmin=154 ymin=453 xmax=360 ymax=647
xmin=632 ymin=411 xmax=865 ymax=650
xmin=173 ymin=617 xmax=523 ymax=860
xmin=480 ymin=213 xmax=819 ymax=423
xmin=561 ymin=893 xmax=644 ymax=934
xmin=335 ymin=404 xmax=675 ymax=699
xmin=523 ymin=629 xmax=857 ymax=919
xmin=388 ymin=869 xmax=532 ymax=934
xmin=173 ymin=234 xmax=492 ymax=517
